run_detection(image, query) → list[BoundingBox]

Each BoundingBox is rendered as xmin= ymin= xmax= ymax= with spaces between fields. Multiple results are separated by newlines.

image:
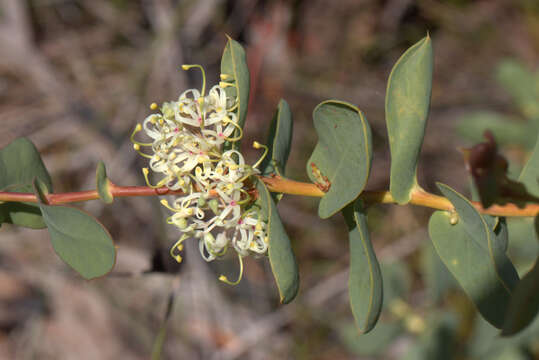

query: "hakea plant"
xmin=0 ymin=35 xmax=538 ymax=345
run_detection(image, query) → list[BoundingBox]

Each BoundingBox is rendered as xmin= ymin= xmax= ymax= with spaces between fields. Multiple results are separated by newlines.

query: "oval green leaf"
xmin=307 ymin=100 xmax=372 ymax=219
xmin=342 ymin=199 xmax=383 ymax=334
xmin=261 ymin=99 xmax=293 ymax=177
xmin=502 ymin=261 xmax=539 ymax=336
xmin=32 ymin=178 xmax=116 ymax=279
xmin=385 ymin=35 xmax=433 ymax=204
xmin=0 ymin=137 xmax=53 ymax=229
xmin=519 ymin=135 xmax=539 ymax=197
xmin=40 ymin=204 xmax=116 ymax=279
xmin=429 ymin=185 xmax=520 ymax=329
xmin=421 ymin=241 xmax=455 ymax=303
xmin=437 ymin=182 xmax=519 ymax=290
xmin=256 ymin=179 xmax=299 ymax=303
xmin=502 ymin=214 xmax=539 ymax=336
xmin=429 ymin=211 xmax=514 ymax=328
xmin=96 ymin=161 xmax=114 ymax=204
xmin=221 ymin=36 xmax=250 ymax=151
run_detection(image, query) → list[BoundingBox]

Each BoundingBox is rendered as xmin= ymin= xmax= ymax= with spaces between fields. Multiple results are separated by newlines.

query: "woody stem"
xmin=0 ymin=176 xmax=537 ymax=217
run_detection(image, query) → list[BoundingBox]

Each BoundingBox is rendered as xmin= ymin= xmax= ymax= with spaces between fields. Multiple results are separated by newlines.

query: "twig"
xmin=0 ymin=176 xmax=538 ymax=217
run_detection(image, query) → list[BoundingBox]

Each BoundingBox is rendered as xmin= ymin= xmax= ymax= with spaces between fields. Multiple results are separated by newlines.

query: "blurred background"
xmin=0 ymin=0 xmax=538 ymax=359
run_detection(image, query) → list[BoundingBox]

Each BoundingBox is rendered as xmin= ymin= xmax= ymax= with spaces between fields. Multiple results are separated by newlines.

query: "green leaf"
xmin=437 ymin=183 xmax=519 ymax=290
xmin=483 ymin=215 xmax=509 ymax=254
xmin=339 ymin=321 xmax=401 ymax=356
xmin=96 ymin=161 xmax=113 ymax=204
xmin=502 ymin=214 xmax=539 ymax=336
xmin=307 ymin=100 xmax=372 ymax=218
xmin=342 ymin=199 xmax=383 ymax=334
xmin=0 ymin=137 xmax=52 ymax=229
xmin=482 ymin=214 xmax=499 ymax=232
xmin=33 ymin=179 xmax=116 ymax=279
xmin=220 ymin=36 xmax=250 ymax=151
xmin=385 ymin=35 xmax=433 ymax=204
xmin=519 ymin=135 xmax=539 ymax=197
xmin=507 ymin=218 xmax=539 ymax=275
xmin=456 ymin=112 xmax=535 ymax=149
xmin=502 ymin=260 xmax=539 ymax=336
xmin=494 ymin=216 xmax=509 ymax=252
xmin=496 ymin=60 xmax=539 ymax=123
xmin=429 ymin=186 xmax=520 ymax=329
xmin=470 ymin=312 xmax=539 ymax=357
xmin=255 ymin=179 xmax=299 ymax=303
xmin=421 ymin=241 xmax=455 ymax=303
xmin=261 ymin=99 xmax=293 ymax=177
xmin=40 ymin=205 xmax=116 ymax=279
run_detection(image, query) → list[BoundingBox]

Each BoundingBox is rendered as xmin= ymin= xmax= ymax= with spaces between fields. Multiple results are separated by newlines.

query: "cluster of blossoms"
xmin=131 ymin=65 xmax=269 ymax=284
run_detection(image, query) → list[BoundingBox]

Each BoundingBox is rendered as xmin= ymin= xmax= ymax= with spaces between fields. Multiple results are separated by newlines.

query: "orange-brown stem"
xmin=0 ymin=177 xmax=537 ymax=217
xmin=262 ymin=176 xmax=539 ymax=217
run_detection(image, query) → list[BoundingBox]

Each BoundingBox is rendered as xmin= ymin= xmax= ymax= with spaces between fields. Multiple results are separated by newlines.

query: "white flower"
xmin=131 ymin=63 xmax=270 ymax=286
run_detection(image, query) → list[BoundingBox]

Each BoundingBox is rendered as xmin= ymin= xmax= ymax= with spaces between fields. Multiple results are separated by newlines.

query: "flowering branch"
xmin=1 ymin=176 xmax=537 ymax=217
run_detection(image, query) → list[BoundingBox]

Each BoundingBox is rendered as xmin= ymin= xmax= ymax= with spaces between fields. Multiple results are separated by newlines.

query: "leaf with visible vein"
xmin=343 ymin=199 xmax=383 ymax=333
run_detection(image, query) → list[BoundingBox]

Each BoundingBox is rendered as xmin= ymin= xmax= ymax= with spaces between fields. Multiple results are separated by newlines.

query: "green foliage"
xmin=96 ymin=161 xmax=114 ymax=204
xmin=502 ymin=259 xmax=539 ymax=336
xmin=39 ymin=205 xmax=116 ymax=279
xmin=339 ymin=321 xmax=402 ymax=356
xmin=502 ymin=215 xmax=539 ymax=336
xmin=421 ymin=241 xmax=455 ymax=303
xmin=507 ymin=217 xmax=539 ymax=275
xmin=261 ymin=99 xmax=293 ymax=203
xmin=342 ymin=199 xmax=383 ymax=334
xmin=470 ymin=314 xmax=539 ymax=358
xmin=220 ymin=36 xmax=250 ymax=151
xmin=481 ymin=215 xmax=508 ymax=258
xmin=457 ymin=60 xmax=539 ymax=150
xmin=429 ymin=183 xmax=520 ymax=328
xmin=261 ymin=99 xmax=293 ymax=177
xmin=255 ymin=179 xmax=299 ymax=304
xmin=519 ymin=135 xmax=539 ymax=197
xmin=307 ymin=100 xmax=372 ymax=218
xmin=0 ymin=137 xmax=53 ymax=229
xmin=496 ymin=60 xmax=539 ymax=124
xmin=33 ymin=178 xmax=116 ymax=280
xmin=385 ymin=35 xmax=433 ymax=204
xmin=456 ymin=112 xmax=535 ymax=149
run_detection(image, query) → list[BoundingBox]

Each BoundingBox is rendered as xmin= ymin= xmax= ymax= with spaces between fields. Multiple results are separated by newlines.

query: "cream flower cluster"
xmin=131 ymin=65 xmax=268 ymax=284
